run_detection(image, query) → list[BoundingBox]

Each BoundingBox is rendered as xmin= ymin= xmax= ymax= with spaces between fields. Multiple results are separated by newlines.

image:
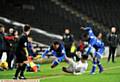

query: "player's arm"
xmin=23 ymin=47 xmax=29 ymax=57
xmin=21 ymin=36 xmax=29 ymax=57
xmin=85 ymin=39 xmax=95 ymax=55
xmin=81 ymin=27 xmax=95 ymax=37
xmin=61 ymin=45 xmax=66 ymax=56
xmin=23 ymin=42 xmax=29 ymax=57
xmin=42 ymin=46 xmax=51 ymax=58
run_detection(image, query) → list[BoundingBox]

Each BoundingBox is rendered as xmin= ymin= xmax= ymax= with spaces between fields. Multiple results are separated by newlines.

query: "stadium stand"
xmin=0 ymin=0 xmax=120 ymax=45
xmin=60 ymin=0 xmax=120 ymax=31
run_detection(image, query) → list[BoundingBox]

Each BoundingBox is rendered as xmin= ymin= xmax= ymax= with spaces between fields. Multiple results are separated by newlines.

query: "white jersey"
xmin=74 ymin=60 xmax=88 ymax=73
xmin=66 ymin=59 xmax=88 ymax=75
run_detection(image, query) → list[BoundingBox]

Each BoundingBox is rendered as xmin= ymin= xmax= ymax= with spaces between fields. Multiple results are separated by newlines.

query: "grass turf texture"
xmin=0 ymin=57 xmax=120 ymax=82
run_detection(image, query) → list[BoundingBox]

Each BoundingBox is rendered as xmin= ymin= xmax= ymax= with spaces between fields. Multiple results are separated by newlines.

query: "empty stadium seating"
xmin=0 ymin=0 xmax=120 ymax=45
xmin=60 ymin=0 xmax=120 ymax=31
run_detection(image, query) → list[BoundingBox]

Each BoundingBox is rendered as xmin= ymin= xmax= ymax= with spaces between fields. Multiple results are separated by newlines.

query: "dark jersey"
xmin=16 ymin=33 xmax=28 ymax=62
xmin=17 ymin=33 xmax=28 ymax=50
xmin=108 ymin=33 xmax=119 ymax=47
xmin=63 ymin=34 xmax=74 ymax=48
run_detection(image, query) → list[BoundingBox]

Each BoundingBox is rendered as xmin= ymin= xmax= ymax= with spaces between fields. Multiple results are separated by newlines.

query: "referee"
xmin=13 ymin=24 xmax=31 ymax=79
xmin=107 ymin=27 xmax=119 ymax=63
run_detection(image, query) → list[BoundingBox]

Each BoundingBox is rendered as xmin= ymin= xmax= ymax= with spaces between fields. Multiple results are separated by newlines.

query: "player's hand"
xmin=80 ymin=27 xmax=84 ymax=30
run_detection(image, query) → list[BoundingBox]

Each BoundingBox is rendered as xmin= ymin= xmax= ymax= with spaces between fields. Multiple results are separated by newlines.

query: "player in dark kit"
xmin=13 ymin=24 xmax=31 ymax=79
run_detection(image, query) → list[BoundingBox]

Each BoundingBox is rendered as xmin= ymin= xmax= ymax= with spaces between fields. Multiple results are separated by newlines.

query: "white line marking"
xmin=40 ymin=75 xmax=62 ymax=80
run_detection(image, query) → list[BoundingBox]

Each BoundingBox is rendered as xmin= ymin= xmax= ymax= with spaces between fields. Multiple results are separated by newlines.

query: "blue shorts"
xmin=95 ymin=47 xmax=104 ymax=59
xmin=52 ymin=51 xmax=65 ymax=62
xmin=57 ymin=55 xmax=65 ymax=62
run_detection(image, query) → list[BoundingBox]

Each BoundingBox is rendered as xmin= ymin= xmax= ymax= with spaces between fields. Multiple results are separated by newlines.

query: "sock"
xmin=20 ymin=64 xmax=27 ymax=77
xmin=15 ymin=64 xmax=22 ymax=77
xmin=97 ymin=60 xmax=103 ymax=72
xmin=91 ymin=61 xmax=97 ymax=73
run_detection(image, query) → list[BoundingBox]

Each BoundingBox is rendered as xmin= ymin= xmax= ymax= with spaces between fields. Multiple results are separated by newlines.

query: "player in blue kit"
xmin=81 ymin=27 xmax=105 ymax=74
xmin=42 ymin=41 xmax=67 ymax=68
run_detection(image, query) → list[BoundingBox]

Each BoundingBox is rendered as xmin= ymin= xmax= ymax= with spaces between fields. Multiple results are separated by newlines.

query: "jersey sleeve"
xmin=61 ymin=45 xmax=66 ymax=56
xmin=19 ymin=35 xmax=29 ymax=56
xmin=84 ymin=27 xmax=95 ymax=38
xmin=86 ymin=38 xmax=96 ymax=55
xmin=42 ymin=46 xmax=51 ymax=58
xmin=19 ymin=36 xmax=28 ymax=48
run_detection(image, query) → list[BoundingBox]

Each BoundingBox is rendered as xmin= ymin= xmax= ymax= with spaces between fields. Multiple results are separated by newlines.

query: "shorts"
xmin=57 ymin=55 xmax=65 ymax=62
xmin=16 ymin=50 xmax=27 ymax=63
xmin=95 ymin=47 xmax=104 ymax=59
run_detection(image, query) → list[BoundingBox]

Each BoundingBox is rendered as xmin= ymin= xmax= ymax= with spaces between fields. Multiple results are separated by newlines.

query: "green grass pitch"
xmin=0 ymin=57 xmax=120 ymax=82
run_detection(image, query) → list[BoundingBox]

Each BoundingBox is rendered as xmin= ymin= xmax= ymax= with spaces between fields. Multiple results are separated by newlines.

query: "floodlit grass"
xmin=0 ymin=57 xmax=120 ymax=82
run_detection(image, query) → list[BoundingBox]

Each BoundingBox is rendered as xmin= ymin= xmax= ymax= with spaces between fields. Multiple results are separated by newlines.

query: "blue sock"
xmin=97 ymin=60 xmax=103 ymax=72
xmin=91 ymin=61 xmax=97 ymax=74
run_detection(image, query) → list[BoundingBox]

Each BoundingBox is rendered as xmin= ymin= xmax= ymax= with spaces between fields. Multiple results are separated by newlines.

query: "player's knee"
xmin=51 ymin=60 xmax=59 ymax=68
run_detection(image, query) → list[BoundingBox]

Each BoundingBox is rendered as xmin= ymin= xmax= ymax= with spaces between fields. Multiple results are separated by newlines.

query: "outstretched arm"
xmin=42 ymin=47 xmax=51 ymax=58
xmin=81 ymin=27 xmax=95 ymax=37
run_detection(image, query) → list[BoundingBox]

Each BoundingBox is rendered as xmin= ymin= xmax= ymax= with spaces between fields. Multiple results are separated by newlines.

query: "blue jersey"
xmin=42 ymin=44 xmax=66 ymax=58
xmin=84 ymin=27 xmax=104 ymax=55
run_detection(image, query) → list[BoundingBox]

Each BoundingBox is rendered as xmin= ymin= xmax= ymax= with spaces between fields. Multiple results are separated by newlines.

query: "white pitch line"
xmin=40 ymin=65 xmax=120 ymax=80
xmin=40 ymin=75 xmax=62 ymax=80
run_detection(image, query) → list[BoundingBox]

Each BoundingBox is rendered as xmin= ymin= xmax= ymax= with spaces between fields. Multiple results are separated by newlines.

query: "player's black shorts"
xmin=16 ymin=50 xmax=27 ymax=63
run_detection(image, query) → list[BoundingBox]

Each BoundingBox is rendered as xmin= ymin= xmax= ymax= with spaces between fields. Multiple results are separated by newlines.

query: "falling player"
xmin=42 ymin=41 xmax=67 ymax=68
xmin=81 ymin=27 xmax=104 ymax=74
xmin=62 ymin=39 xmax=95 ymax=75
xmin=62 ymin=54 xmax=88 ymax=75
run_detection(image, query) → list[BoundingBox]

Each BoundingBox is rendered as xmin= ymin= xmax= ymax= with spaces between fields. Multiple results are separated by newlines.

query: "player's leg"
xmin=112 ymin=47 xmax=116 ymax=63
xmin=19 ymin=63 xmax=27 ymax=79
xmin=62 ymin=61 xmax=75 ymax=73
xmin=51 ymin=52 xmax=60 ymax=68
xmin=13 ymin=63 xmax=22 ymax=79
xmin=51 ymin=58 xmax=59 ymax=68
xmin=108 ymin=47 xmax=112 ymax=62
xmin=96 ymin=48 xmax=104 ymax=73
xmin=20 ymin=57 xmax=29 ymax=79
xmin=62 ymin=58 xmax=77 ymax=73
xmin=97 ymin=58 xmax=103 ymax=73
xmin=18 ymin=56 xmax=28 ymax=79
xmin=90 ymin=57 xmax=97 ymax=74
xmin=51 ymin=55 xmax=65 ymax=68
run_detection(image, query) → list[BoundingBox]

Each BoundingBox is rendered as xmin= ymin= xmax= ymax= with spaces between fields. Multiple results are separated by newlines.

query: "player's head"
xmin=111 ymin=27 xmax=116 ymax=33
xmin=52 ymin=41 xmax=60 ymax=50
xmin=0 ymin=24 xmax=5 ymax=33
xmin=64 ymin=28 xmax=70 ymax=34
xmin=97 ymin=32 xmax=103 ymax=40
xmin=23 ymin=24 xmax=31 ymax=35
